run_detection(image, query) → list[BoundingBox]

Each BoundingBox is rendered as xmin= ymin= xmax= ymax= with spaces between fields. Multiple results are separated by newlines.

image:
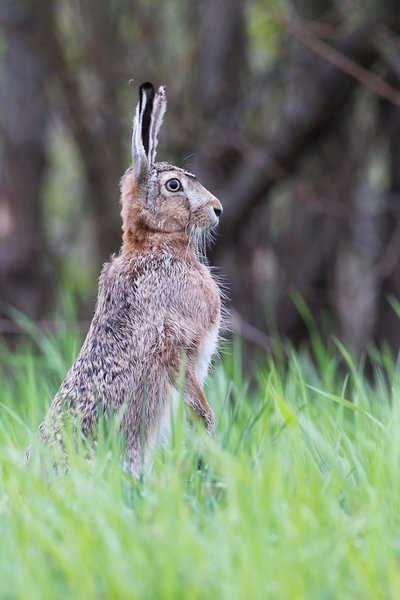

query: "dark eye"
xmin=165 ymin=178 xmax=182 ymax=192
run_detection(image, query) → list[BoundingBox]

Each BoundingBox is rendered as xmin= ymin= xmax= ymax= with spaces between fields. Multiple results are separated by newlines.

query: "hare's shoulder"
xmin=98 ymin=252 xmax=220 ymax=323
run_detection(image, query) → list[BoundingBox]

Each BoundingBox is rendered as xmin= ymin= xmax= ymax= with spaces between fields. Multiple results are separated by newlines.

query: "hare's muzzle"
xmin=208 ymin=196 xmax=223 ymax=226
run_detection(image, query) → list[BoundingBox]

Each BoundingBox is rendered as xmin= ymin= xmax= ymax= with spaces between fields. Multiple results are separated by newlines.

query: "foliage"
xmin=1 ymin=305 xmax=400 ymax=599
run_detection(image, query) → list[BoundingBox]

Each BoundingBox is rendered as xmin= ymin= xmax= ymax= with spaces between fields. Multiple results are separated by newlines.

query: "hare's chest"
xmin=194 ymin=269 xmax=221 ymax=383
xmin=195 ymin=321 xmax=220 ymax=385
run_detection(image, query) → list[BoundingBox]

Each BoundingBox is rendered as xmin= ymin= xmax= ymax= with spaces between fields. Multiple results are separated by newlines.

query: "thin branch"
xmin=215 ymin=6 xmax=399 ymax=244
xmin=284 ymin=17 xmax=400 ymax=108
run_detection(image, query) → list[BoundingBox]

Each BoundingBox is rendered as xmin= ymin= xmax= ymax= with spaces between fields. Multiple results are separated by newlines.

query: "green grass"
xmin=1 ymin=306 xmax=400 ymax=599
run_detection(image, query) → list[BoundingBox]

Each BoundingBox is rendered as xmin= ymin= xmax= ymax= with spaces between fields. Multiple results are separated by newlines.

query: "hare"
xmin=33 ymin=82 xmax=223 ymax=476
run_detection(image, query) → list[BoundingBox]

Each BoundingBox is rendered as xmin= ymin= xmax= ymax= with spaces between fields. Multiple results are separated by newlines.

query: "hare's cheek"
xmin=157 ymin=199 xmax=189 ymax=231
xmin=174 ymin=202 xmax=190 ymax=227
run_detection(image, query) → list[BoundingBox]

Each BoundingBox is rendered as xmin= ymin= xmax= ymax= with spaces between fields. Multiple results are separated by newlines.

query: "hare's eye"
xmin=165 ymin=178 xmax=182 ymax=192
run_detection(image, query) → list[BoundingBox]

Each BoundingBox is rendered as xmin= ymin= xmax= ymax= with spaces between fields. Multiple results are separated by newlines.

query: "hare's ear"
xmin=131 ymin=82 xmax=167 ymax=182
xmin=148 ymin=85 xmax=167 ymax=164
xmin=131 ymin=82 xmax=154 ymax=182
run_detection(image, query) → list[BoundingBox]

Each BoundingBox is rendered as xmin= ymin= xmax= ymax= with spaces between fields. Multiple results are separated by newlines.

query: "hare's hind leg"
xmin=123 ymin=374 xmax=174 ymax=477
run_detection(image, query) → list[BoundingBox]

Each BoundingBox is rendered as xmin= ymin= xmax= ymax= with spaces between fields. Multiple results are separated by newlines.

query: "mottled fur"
xmin=32 ymin=83 xmax=223 ymax=475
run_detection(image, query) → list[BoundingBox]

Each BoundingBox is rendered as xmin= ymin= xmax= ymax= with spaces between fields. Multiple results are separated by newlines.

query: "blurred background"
xmin=1 ymin=0 xmax=400 ymax=355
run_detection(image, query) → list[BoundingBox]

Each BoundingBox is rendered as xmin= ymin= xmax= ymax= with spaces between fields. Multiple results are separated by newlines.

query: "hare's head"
xmin=121 ymin=83 xmax=222 ymax=244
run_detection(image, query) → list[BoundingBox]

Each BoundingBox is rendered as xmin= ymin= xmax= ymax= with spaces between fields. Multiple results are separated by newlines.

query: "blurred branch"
xmin=284 ymin=16 xmax=400 ymax=107
xmin=216 ymin=3 xmax=400 ymax=245
xmin=230 ymin=310 xmax=273 ymax=350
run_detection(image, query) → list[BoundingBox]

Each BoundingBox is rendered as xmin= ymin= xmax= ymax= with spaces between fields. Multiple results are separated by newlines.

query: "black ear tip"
xmin=140 ymin=81 xmax=155 ymax=97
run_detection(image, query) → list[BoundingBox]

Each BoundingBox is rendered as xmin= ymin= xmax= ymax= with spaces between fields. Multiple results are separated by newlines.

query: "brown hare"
xmin=33 ymin=82 xmax=223 ymax=476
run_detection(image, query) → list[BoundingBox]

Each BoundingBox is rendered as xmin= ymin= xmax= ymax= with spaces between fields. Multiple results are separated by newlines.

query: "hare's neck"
xmin=122 ymin=226 xmax=192 ymax=257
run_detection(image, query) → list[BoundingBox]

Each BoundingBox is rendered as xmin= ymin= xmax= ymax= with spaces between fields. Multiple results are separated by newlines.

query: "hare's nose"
xmin=213 ymin=207 xmax=223 ymax=218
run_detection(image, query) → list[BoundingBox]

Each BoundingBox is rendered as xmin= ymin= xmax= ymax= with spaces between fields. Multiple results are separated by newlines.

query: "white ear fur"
xmin=148 ymin=85 xmax=167 ymax=164
xmin=131 ymin=83 xmax=167 ymax=183
xmin=131 ymin=103 xmax=147 ymax=181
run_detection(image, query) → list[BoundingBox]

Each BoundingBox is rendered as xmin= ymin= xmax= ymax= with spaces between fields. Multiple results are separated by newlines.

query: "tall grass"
xmin=1 ymin=306 xmax=400 ymax=599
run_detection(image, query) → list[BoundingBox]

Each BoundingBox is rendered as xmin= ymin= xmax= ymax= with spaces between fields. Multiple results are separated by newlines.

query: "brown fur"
xmin=32 ymin=85 xmax=223 ymax=475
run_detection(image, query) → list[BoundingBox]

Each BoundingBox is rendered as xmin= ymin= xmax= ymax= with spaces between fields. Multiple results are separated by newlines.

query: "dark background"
xmin=1 ymin=0 xmax=400 ymax=355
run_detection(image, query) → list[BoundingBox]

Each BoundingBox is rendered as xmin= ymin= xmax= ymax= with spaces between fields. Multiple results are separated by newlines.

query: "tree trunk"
xmin=30 ymin=0 xmax=125 ymax=265
xmin=0 ymin=0 xmax=50 ymax=321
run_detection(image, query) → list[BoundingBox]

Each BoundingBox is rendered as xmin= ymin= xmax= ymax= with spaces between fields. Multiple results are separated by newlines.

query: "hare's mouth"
xmin=188 ymin=211 xmax=221 ymax=232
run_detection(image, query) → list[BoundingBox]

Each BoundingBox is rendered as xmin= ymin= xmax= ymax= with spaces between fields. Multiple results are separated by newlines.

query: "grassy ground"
xmin=1 ymin=303 xmax=400 ymax=599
